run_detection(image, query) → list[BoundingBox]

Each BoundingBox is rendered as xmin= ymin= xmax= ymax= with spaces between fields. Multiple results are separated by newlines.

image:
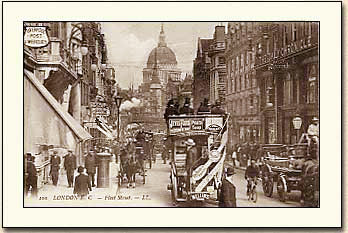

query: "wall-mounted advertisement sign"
xmin=168 ymin=118 xmax=204 ymax=134
xmin=24 ymin=26 xmax=49 ymax=48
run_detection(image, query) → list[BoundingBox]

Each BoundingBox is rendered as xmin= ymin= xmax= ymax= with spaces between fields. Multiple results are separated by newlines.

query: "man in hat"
xmin=179 ymin=98 xmax=194 ymax=115
xmin=211 ymin=100 xmax=226 ymax=115
xmin=307 ymin=117 xmax=319 ymax=139
xmin=73 ymin=166 xmax=92 ymax=200
xmin=25 ymin=153 xmax=38 ymax=197
xmin=307 ymin=117 xmax=319 ymax=159
xmin=164 ymin=99 xmax=178 ymax=121
xmin=85 ymin=150 xmax=97 ymax=187
xmin=64 ymin=149 xmax=77 ymax=188
xmin=245 ymin=160 xmax=260 ymax=195
xmin=197 ymin=98 xmax=211 ymax=115
xmin=185 ymin=138 xmax=198 ymax=193
xmin=219 ymin=167 xmax=237 ymax=207
xmin=50 ymin=151 xmax=61 ymax=186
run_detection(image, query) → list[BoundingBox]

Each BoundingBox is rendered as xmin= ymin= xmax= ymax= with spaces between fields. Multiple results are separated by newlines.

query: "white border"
xmin=2 ymin=1 xmax=342 ymax=227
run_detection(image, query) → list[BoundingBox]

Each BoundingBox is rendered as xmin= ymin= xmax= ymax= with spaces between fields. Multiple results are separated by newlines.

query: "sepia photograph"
xmin=23 ymin=21 xmax=319 ymax=208
xmin=2 ymin=1 xmax=342 ymax=228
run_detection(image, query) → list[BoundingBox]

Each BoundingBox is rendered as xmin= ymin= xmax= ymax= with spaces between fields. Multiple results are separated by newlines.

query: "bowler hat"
xmin=77 ymin=166 xmax=84 ymax=173
xmin=226 ymin=167 xmax=235 ymax=175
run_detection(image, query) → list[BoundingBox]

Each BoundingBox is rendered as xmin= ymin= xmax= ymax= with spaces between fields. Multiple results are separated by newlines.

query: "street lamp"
xmin=292 ymin=113 xmax=302 ymax=143
xmin=80 ymin=41 xmax=89 ymax=56
xmin=115 ymin=96 xmax=123 ymax=142
xmin=101 ymin=63 xmax=107 ymax=71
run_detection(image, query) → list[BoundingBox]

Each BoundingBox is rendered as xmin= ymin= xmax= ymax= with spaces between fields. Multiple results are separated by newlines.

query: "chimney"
xmin=215 ymin=25 xmax=225 ymax=42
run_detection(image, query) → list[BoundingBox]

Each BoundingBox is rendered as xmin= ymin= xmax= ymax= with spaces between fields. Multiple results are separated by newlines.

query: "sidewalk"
xmin=25 ymin=161 xmax=120 ymax=207
xmin=224 ymin=159 xmax=246 ymax=171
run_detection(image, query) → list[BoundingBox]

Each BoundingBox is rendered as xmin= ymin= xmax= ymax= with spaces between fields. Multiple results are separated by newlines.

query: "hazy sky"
xmin=101 ymin=22 xmax=225 ymax=89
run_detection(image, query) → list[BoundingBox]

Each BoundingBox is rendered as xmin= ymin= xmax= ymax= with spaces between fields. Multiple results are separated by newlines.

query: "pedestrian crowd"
xmin=229 ymin=142 xmax=264 ymax=168
xmin=24 ymin=148 xmax=110 ymax=200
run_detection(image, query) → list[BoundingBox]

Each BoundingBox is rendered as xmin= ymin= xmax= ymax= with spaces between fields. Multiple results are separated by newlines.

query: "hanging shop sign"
xmin=24 ymin=26 xmax=49 ymax=48
xmin=91 ymin=102 xmax=110 ymax=116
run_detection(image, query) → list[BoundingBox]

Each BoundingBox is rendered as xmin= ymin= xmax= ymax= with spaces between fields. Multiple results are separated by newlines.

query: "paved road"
xmin=116 ymin=155 xmax=301 ymax=207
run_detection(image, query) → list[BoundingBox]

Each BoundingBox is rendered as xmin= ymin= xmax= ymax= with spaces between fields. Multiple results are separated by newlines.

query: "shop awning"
xmin=24 ymin=70 xmax=92 ymax=141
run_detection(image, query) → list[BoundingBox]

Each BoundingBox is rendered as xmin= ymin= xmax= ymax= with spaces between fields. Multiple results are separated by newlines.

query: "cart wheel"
xmin=252 ymin=186 xmax=258 ymax=203
xmin=171 ymin=173 xmax=178 ymax=204
xmin=118 ymin=175 xmax=122 ymax=187
xmin=277 ymin=175 xmax=287 ymax=202
xmin=142 ymin=170 xmax=146 ymax=184
xmin=262 ymin=175 xmax=274 ymax=197
xmin=303 ymin=175 xmax=316 ymax=206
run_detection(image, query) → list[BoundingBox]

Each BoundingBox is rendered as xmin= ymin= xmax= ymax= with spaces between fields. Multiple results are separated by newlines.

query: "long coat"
xmin=50 ymin=156 xmax=61 ymax=174
xmin=186 ymin=146 xmax=198 ymax=171
xmin=73 ymin=174 xmax=91 ymax=196
xmin=85 ymin=155 xmax=96 ymax=174
xmin=64 ymin=154 xmax=77 ymax=171
xmin=219 ymin=178 xmax=237 ymax=207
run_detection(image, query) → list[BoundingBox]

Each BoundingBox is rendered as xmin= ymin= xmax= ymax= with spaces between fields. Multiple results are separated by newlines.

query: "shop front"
xmin=24 ymin=70 xmax=92 ymax=188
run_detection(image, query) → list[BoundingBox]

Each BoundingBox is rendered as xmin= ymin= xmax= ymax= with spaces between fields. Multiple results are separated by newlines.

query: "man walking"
xmin=26 ymin=154 xmax=38 ymax=197
xmin=50 ymin=151 xmax=61 ymax=186
xmin=85 ymin=150 xmax=97 ymax=187
xmin=185 ymin=138 xmax=198 ymax=193
xmin=74 ymin=166 xmax=92 ymax=200
xmin=219 ymin=167 xmax=237 ymax=207
xmin=64 ymin=149 xmax=77 ymax=188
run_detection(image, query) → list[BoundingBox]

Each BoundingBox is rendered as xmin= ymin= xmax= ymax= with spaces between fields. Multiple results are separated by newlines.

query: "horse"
xmin=125 ymin=155 xmax=137 ymax=188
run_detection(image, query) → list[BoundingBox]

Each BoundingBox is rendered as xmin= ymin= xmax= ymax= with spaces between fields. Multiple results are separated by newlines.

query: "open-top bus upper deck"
xmin=166 ymin=114 xmax=226 ymax=137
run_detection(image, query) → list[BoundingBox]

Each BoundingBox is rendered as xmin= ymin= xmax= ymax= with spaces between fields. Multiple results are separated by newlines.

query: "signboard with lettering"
xmin=205 ymin=117 xmax=223 ymax=130
xmin=24 ymin=26 xmax=49 ymax=48
xmin=91 ymin=102 xmax=110 ymax=116
xmin=168 ymin=118 xmax=204 ymax=134
xmin=168 ymin=116 xmax=223 ymax=135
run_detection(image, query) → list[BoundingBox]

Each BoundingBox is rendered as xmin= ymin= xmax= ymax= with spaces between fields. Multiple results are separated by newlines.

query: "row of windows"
xmin=230 ymin=96 xmax=259 ymax=116
xmin=227 ymin=51 xmax=256 ymax=73
xmin=264 ymin=65 xmax=318 ymax=107
xmin=228 ymin=72 xmax=257 ymax=94
xmin=227 ymin=22 xmax=317 ymax=48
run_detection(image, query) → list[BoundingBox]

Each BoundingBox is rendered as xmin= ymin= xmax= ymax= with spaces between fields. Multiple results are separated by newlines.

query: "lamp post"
xmin=115 ymin=96 xmax=123 ymax=142
xmin=292 ymin=113 xmax=302 ymax=143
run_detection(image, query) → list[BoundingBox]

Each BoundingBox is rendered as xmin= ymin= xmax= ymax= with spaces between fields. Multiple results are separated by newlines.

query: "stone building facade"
xmin=208 ymin=26 xmax=227 ymax=106
xmin=225 ymin=22 xmax=261 ymax=146
xmin=193 ymin=38 xmax=213 ymax=112
xmin=255 ymin=22 xmax=319 ymax=144
xmin=193 ymin=25 xmax=226 ymax=112
xmin=24 ymin=22 xmax=116 ymax=170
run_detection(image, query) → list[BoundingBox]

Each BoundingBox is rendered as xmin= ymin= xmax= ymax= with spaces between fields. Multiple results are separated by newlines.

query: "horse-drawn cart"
xmin=117 ymin=142 xmax=146 ymax=188
xmin=260 ymin=142 xmax=319 ymax=206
